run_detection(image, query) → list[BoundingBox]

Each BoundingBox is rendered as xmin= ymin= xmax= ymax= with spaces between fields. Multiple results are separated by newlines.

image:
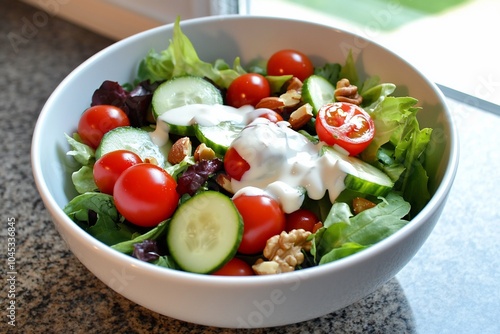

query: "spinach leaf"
xmin=111 ymin=221 xmax=169 ymax=254
xmin=63 ymin=192 xmax=137 ymax=245
xmin=314 ymin=62 xmax=341 ymax=85
xmin=152 ymin=256 xmax=180 ymax=270
xmin=319 ymin=242 xmax=367 ymax=265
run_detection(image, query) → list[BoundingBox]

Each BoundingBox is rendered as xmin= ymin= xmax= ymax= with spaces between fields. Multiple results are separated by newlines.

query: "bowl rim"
xmin=31 ymin=14 xmax=459 ymax=286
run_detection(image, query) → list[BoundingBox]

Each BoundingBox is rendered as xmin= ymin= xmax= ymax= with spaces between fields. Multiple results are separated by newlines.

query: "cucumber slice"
xmin=302 ymin=74 xmax=335 ymax=115
xmin=194 ymin=121 xmax=244 ymax=155
xmin=152 ymin=75 xmax=223 ymax=121
xmin=167 ymin=191 xmax=243 ymax=274
xmin=323 ymin=147 xmax=394 ymax=197
xmin=96 ymin=126 xmax=167 ymax=167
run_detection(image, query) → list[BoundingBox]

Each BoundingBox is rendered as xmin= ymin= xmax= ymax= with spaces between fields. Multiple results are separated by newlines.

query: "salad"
xmin=63 ymin=18 xmax=433 ymax=276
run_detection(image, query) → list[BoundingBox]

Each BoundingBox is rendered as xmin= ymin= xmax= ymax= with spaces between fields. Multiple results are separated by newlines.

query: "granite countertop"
xmin=1 ymin=2 xmax=499 ymax=333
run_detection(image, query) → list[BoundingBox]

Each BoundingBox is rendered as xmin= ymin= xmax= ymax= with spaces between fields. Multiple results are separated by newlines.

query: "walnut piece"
xmin=168 ymin=137 xmax=192 ymax=164
xmin=252 ymin=229 xmax=312 ymax=275
xmin=334 ymin=78 xmax=363 ymax=105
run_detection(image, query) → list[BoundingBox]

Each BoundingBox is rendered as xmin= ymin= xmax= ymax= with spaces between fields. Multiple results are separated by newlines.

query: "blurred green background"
xmin=286 ymin=0 xmax=472 ymax=30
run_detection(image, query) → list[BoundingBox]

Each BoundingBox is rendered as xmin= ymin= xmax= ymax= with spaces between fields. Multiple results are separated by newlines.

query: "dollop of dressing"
xmin=231 ymin=118 xmax=349 ymax=213
xmin=149 ymin=104 xmax=350 ymax=213
xmin=149 ymin=104 xmax=267 ymax=146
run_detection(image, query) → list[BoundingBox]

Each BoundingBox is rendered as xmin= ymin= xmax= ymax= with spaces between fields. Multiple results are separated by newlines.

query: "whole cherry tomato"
xmin=285 ymin=208 xmax=320 ymax=233
xmin=224 ymin=147 xmax=250 ymax=181
xmin=113 ymin=163 xmax=179 ymax=227
xmin=93 ymin=150 xmax=142 ymax=195
xmin=77 ymin=105 xmax=130 ymax=148
xmin=226 ymin=73 xmax=271 ymax=108
xmin=233 ymin=194 xmax=285 ymax=255
xmin=316 ymin=102 xmax=375 ymax=156
xmin=212 ymin=258 xmax=254 ymax=276
xmin=267 ymin=49 xmax=314 ymax=82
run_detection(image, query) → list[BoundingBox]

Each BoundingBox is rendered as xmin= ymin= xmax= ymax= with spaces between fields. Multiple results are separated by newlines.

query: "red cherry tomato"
xmin=226 ymin=73 xmax=271 ymax=108
xmin=316 ymin=102 xmax=375 ymax=156
xmin=93 ymin=150 xmax=143 ymax=195
xmin=267 ymin=49 xmax=314 ymax=82
xmin=212 ymin=258 xmax=254 ymax=276
xmin=233 ymin=194 xmax=285 ymax=255
xmin=224 ymin=147 xmax=250 ymax=181
xmin=285 ymin=209 xmax=320 ymax=233
xmin=77 ymin=105 xmax=130 ymax=148
xmin=249 ymin=109 xmax=284 ymax=124
xmin=113 ymin=163 xmax=179 ymax=227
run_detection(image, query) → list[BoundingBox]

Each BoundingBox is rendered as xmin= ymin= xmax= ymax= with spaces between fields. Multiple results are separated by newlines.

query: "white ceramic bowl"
xmin=31 ymin=16 xmax=458 ymax=328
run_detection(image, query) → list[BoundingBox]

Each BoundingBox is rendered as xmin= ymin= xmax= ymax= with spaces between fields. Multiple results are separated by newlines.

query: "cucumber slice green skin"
xmin=152 ymin=76 xmax=223 ymax=120
xmin=323 ymin=147 xmax=394 ymax=197
xmin=302 ymin=74 xmax=335 ymax=115
xmin=167 ymin=122 xmax=196 ymax=136
xmin=96 ymin=126 xmax=167 ymax=167
xmin=194 ymin=121 xmax=245 ymax=156
xmin=167 ymin=191 xmax=243 ymax=274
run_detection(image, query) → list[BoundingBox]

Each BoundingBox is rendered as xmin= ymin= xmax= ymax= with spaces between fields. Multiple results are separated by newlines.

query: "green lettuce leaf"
xmin=71 ymin=165 xmax=98 ymax=194
xmin=137 ymin=17 xmax=245 ymax=88
xmin=311 ymin=192 xmax=410 ymax=264
xmin=338 ymin=50 xmax=359 ymax=86
xmin=361 ymin=83 xmax=396 ymax=111
xmin=361 ymin=96 xmax=421 ymax=162
xmin=65 ymin=133 xmax=95 ymax=166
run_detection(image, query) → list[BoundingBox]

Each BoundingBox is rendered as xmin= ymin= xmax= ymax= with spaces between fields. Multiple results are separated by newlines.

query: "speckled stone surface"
xmin=1 ymin=1 xmax=499 ymax=333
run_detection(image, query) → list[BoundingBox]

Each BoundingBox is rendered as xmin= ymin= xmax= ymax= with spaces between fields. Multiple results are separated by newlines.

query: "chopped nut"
xmin=168 ymin=137 xmax=192 ymax=164
xmin=143 ymin=156 xmax=159 ymax=165
xmin=193 ymin=143 xmax=216 ymax=162
xmin=255 ymin=97 xmax=285 ymax=111
xmin=279 ymin=89 xmax=301 ymax=107
xmin=252 ymin=229 xmax=312 ymax=275
xmin=334 ymin=78 xmax=363 ymax=105
xmin=215 ymin=173 xmax=233 ymax=194
xmin=288 ymin=103 xmax=313 ymax=130
xmin=286 ymin=77 xmax=303 ymax=91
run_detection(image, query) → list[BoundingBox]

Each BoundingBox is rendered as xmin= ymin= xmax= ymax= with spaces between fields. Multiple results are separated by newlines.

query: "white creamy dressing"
xmin=149 ymin=104 xmax=266 ymax=147
xmin=149 ymin=103 xmax=350 ymax=213
xmin=231 ymin=118 xmax=350 ymax=213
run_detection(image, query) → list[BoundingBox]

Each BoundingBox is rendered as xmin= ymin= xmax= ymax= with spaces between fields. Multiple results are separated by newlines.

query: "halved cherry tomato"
xmin=285 ymin=208 xmax=319 ymax=233
xmin=267 ymin=49 xmax=314 ymax=82
xmin=77 ymin=105 xmax=130 ymax=148
xmin=224 ymin=147 xmax=250 ymax=181
xmin=233 ymin=194 xmax=285 ymax=255
xmin=316 ymin=102 xmax=375 ymax=156
xmin=226 ymin=73 xmax=271 ymax=108
xmin=93 ymin=150 xmax=142 ymax=195
xmin=212 ymin=258 xmax=254 ymax=276
xmin=113 ymin=163 xmax=179 ymax=227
